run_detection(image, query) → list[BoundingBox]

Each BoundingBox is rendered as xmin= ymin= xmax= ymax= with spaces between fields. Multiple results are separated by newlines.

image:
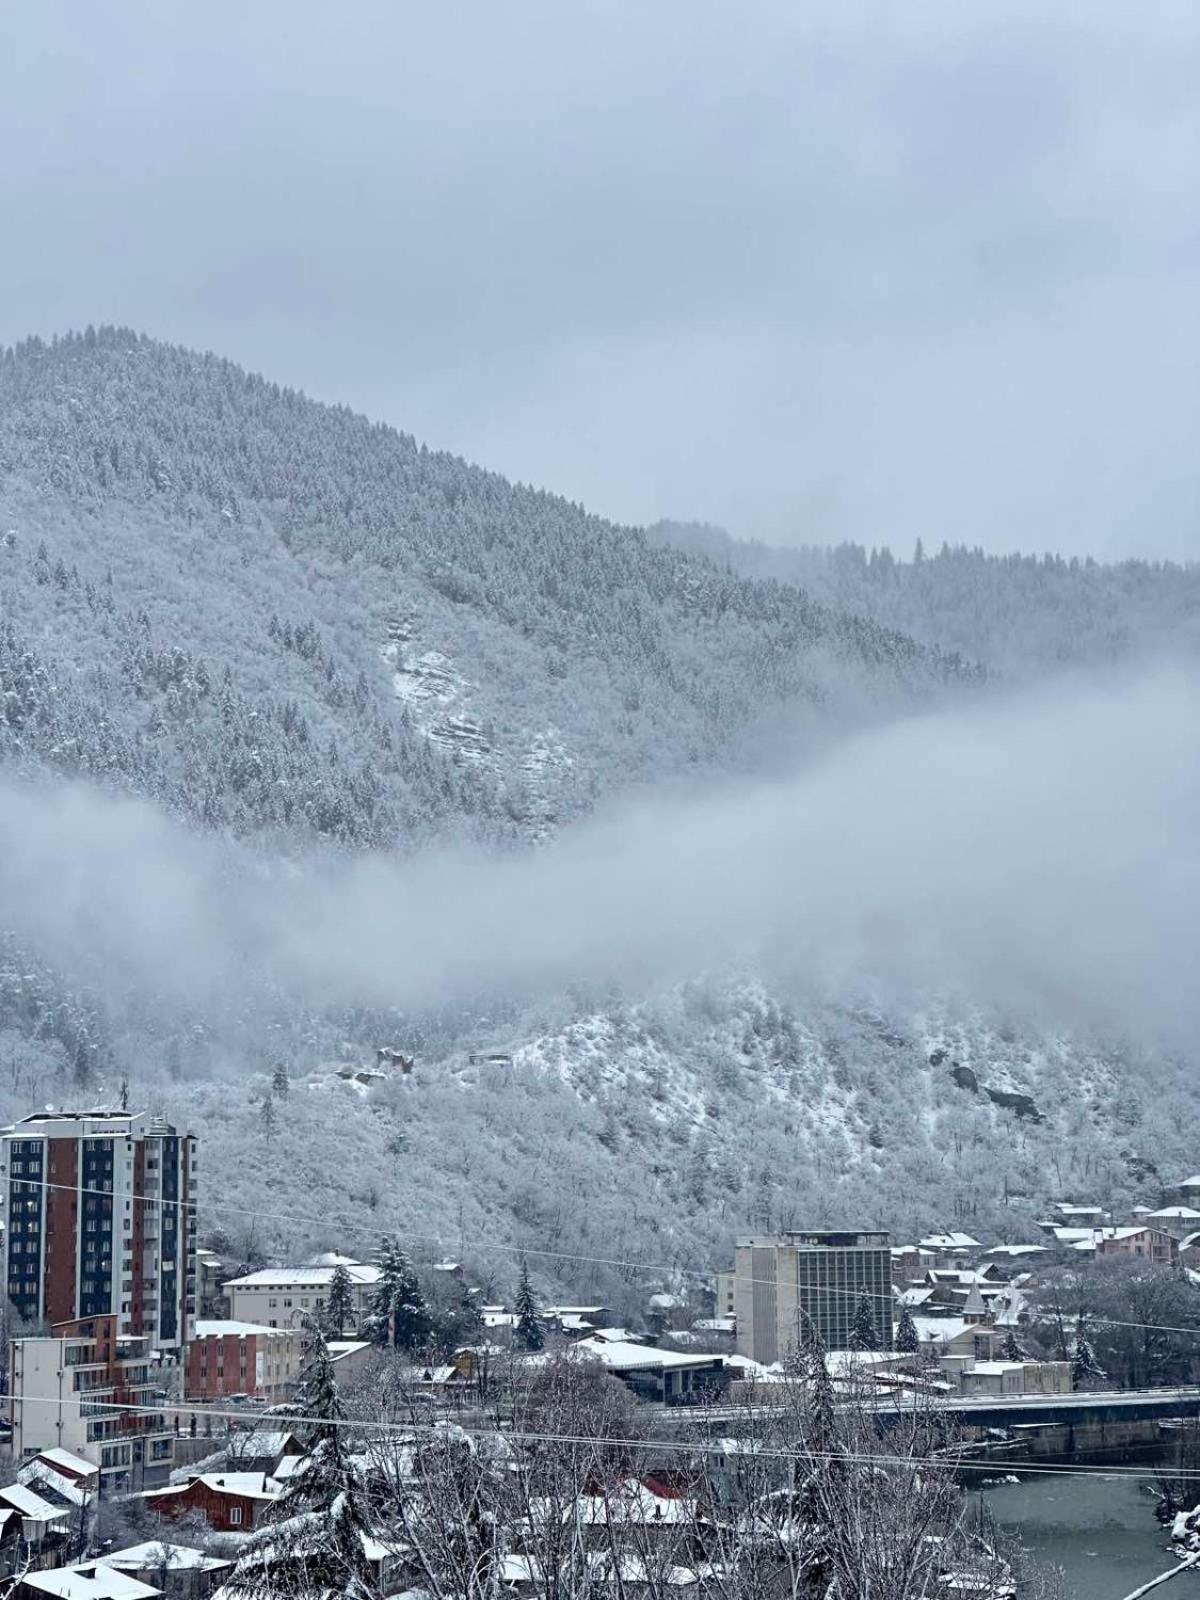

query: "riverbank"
xmin=981 ymin=1470 xmax=1195 ymax=1600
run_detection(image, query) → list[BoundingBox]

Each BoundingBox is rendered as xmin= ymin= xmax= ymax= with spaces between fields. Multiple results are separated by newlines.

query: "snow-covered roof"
xmin=22 ymin=1571 xmax=160 ymax=1600
xmin=19 ymin=1461 xmax=95 ymax=1508
xmin=224 ymin=1264 xmax=381 ymax=1288
xmin=899 ymin=1287 xmax=934 ymax=1307
xmin=543 ymin=1304 xmax=606 ymax=1316
xmin=1175 ymin=1177 xmax=1200 ymax=1189
xmin=910 ymin=1317 xmax=973 ymax=1345
xmin=984 ymin=1244 xmax=1049 ymax=1257
xmin=226 ymin=1430 xmax=300 ymax=1460
xmin=572 ymin=1337 xmax=724 ymax=1373
xmin=35 ymin=1447 xmax=96 ymax=1479
xmin=101 ymin=1545 xmax=232 ymax=1575
xmin=144 ymin=1473 xmax=282 ymax=1502
xmin=692 ymin=1317 xmax=736 ymax=1333
xmin=918 ymin=1233 xmax=981 ymax=1250
xmin=967 ymin=1361 xmax=1025 ymax=1376
xmin=194 ymin=1320 xmax=291 ymax=1339
xmin=1179 ymin=1233 xmax=1200 ymax=1252
xmin=328 ymin=1339 xmax=372 ymax=1361
xmin=0 ymin=1483 xmax=71 ymax=1521
xmin=307 ymin=1252 xmax=360 ymax=1267
xmin=1148 ymin=1207 xmax=1200 ymax=1220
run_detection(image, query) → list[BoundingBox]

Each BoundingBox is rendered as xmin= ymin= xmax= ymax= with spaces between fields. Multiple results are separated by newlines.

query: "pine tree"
xmin=1072 ymin=1334 xmax=1106 ymax=1391
xmin=326 ymin=1262 xmax=355 ymax=1338
xmin=232 ymin=1324 xmax=373 ymax=1599
xmin=371 ymin=1236 xmax=430 ymax=1351
xmin=803 ymin=1320 xmax=838 ymax=1459
xmin=514 ymin=1258 xmax=544 ymax=1352
xmin=848 ymin=1289 xmax=879 ymax=1351
xmin=259 ymin=1092 xmax=275 ymax=1143
xmin=271 ymin=1062 xmax=290 ymax=1098
xmin=895 ymin=1306 xmax=920 ymax=1354
xmin=1002 ymin=1328 xmax=1024 ymax=1362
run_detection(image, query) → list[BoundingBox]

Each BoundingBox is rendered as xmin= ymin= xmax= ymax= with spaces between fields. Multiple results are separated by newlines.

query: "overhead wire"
xmin=5 ymin=1169 xmax=1200 ymax=1340
xmin=9 ymin=1386 xmax=1200 ymax=1487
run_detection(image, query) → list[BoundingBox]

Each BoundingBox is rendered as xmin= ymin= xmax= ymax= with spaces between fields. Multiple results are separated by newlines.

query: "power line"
xmin=5 ymin=1168 xmax=1200 ymax=1342
xmin=9 ymin=1385 xmax=1200 ymax=1487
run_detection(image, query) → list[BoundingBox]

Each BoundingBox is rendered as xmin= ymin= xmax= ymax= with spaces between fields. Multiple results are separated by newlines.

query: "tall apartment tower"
xmin=734 ymin=1229 xmax=893 ymax=1362
xmin=1 ymin=1109 xmax=198 ymax=1355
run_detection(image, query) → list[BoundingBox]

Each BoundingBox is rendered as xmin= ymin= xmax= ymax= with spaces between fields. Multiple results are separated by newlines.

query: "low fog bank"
xmin=1 ymin=663 xmax=1196 ymax=1050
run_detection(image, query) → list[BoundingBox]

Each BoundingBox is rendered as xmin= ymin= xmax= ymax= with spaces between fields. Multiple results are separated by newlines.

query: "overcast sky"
xmin=2 ymin=1 xmax=1198 ymax=559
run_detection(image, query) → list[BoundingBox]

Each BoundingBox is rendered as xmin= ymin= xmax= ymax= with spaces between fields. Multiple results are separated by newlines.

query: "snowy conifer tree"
xmin=894 ymin=1306 xmax=919 ymax=1354
xmin=848 ymin=1290 xmax=879 ymax=1351
xmin=232 ymin=1323 xmax=373 ymax=1598
xmin=1072 ymin=1333 xmax=1106 ymax=1390
xmin=371 ymin=1235 xmax=430 ymax=1351
xmin=515 ymin=1258 xmax=544 ymax=1352
xmin=325 ymin=1262 xmax=354 ymax=1338
xmin=1002 ymin=1328 xmax=1024 ymax=1362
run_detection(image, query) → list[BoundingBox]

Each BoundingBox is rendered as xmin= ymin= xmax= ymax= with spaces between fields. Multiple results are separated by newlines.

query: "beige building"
xmin=733 ymin=1231 xmax=892 ymax=1363
xmin=9 ymin=1314 xmax=172 ymax=1493
xmin=1094 ymin=1225 xmax=1176 ymax=1264
xmin=222 ymin=1261 xmax=381 ymax=1330
xmin=713 ymin=1271 xmax=736 ymax=1322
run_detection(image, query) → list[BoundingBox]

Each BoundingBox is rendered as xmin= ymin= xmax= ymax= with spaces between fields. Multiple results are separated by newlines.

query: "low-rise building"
xmin=9 ymin=1315 xmax=172 ymax=1492
xmin=942 ymin=1357 xmax=1070 ymax=1397
xmin=139 ymin=1472 xmax=282 ymax=1532
xmin=221 ymin=1262 xmax=381 ymax=1331
xmin=1144 ymin=1208 xmax=1200 ymax=1241
xmin=1093 ymin=1226 xmax=1177 ymax=1264
xmin=917 ymin=1233 xmax=981 ymax=1268
xmin=84 ymin=1543 xmax=232 ymax=1600
xmin=910 ymin=1316 xmax=1007 ymax=1362
xmin=185 ymin=1321 xmax=304 ymax=1401
xmin=570 ymin=1337 xmax=730 ymax=1405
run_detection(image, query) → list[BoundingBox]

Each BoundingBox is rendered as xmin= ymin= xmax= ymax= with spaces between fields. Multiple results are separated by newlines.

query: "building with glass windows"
xmin=732 ymin=1229 xmax=893 ymax=1361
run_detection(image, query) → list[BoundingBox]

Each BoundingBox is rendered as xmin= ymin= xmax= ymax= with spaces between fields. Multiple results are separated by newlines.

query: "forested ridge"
xmin=0 ymin=327 xmax=1193 ymax=1294
xmin=650 ymin=519 xmax=1200 ymax=676
xmin=0 ymin=327 xmax=973 ymax=854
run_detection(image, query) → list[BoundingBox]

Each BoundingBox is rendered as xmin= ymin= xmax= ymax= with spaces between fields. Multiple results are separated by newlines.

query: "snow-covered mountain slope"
xmin=0 ymin=329 xmax=976 ymax=854
xmin=96 ymin=976 xmax=1185 ymax=1308
xmin=0 ymin=328 xmax=1194 ymax=1296
xmin=649 ymin=520 xmax=1200 ymax=679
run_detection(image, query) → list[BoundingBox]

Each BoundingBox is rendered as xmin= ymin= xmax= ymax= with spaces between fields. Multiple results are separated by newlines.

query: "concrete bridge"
xmin=660 ymin=1386 xmax=1200 ymax=1433
xmin=925 ymin=1385 xmax=1200 ymax=1432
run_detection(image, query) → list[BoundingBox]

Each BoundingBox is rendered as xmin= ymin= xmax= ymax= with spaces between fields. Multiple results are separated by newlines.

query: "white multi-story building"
xmin=223 ymin=1261 xmax=381 ymax=1330
xmin=9 ymin=1314 xmax=173 ymax=1492
xmin=1 ymin=1109 xmax=198 ymax=1355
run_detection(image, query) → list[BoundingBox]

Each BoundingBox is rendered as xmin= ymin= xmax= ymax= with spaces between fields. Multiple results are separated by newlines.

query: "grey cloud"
xmin=1 ymin=1 xmax=1199 ymax=555
xmin=1 ymin=665 xmax=1197 ymax=1050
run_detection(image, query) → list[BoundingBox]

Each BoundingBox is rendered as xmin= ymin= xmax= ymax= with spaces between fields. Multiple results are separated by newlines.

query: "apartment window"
xmin=268 ymin=1298 xmax=277 ymax=1309
xmin=228 ymin=1508 xmax=243 ymax=1527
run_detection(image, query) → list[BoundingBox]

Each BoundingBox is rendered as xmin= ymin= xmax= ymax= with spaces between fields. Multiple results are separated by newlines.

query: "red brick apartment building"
xmin=185 ymin=1320 xmax=304 ymax=1401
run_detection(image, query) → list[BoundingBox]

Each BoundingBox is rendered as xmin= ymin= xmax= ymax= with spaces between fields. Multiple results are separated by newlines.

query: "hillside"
xmin=0 ymin=327 xmax=1194 ymax=1298
xmin=649 ymin=521 xmax=1200 ymax=678
xmin=0 ymin=329 xmax=976 ymax=855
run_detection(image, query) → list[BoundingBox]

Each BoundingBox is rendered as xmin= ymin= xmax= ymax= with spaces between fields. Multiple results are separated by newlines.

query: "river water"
xmin=981 ymin=1470 xmax=1197 ymax=1599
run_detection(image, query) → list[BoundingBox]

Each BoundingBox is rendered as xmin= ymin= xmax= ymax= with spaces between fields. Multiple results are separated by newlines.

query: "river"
xmin=981 ymin=1470 xmax=1197 ymax=1599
